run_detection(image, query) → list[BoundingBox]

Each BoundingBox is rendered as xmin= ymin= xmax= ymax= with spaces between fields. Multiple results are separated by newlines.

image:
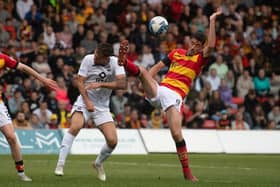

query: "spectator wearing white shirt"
xmin=206 ymin=68 xmax=221 ymax=91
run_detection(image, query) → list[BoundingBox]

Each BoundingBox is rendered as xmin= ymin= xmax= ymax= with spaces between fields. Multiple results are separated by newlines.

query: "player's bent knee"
xmin=171 ymin=131 xmax=183 ymax=142
xmin=107 ymin=139 xmax=117 ymax=149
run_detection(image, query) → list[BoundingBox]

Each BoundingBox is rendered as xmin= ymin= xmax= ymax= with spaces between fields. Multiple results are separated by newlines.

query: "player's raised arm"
xmin=203 ymin=7 xmax=222 ymax=57
xmin=17 ymin=63 xmax=58 ymax=91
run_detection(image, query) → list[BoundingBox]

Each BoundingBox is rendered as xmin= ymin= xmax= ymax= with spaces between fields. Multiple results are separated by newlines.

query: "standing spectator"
xmin=25 ymin=4 xmax=42 ymax=40
xmin=236 ymin=70 xmax=254 ymax=98
xmin=13 ymin=111 xmax=31 ymax=130
xmin=231 ymin=111 xmax=250 ymax=130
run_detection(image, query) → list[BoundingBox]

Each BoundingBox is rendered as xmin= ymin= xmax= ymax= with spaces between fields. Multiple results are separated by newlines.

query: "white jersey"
xmin=75 ymin=54 xmax=125 ymax=111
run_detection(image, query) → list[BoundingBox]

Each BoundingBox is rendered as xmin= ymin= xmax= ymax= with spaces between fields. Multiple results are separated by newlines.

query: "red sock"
xmin=176 ymin=139 xmax=193 ymax=179
xmin=125 ymin=59 xmax=140 ymax=76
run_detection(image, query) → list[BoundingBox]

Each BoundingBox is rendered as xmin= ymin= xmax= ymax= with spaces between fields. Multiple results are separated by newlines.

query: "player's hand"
xmin=85 ymin=100 xmax=95 ymax=112
xmin=85 ymin=82 xmax=101 ymax=90
xmin=210 ymin=7 xmax=223 ymax=21
xmin=43 ymin=78 xmax=59 ymax=91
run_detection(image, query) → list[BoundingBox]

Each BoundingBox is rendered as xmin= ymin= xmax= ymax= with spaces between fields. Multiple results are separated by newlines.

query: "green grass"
xmin=0 ymin=154 xmax=280 ymax=187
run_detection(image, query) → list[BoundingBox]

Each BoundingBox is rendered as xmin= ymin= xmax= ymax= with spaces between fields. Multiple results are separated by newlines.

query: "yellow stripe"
xmin=173 ymin=52 xmax=199 ymax=62
xmin=161 ymin=77 xmax=189 ymax=93
xmin=169 ymin=64 xmax=196 ymax=80
xmin=0 ymin=59 xmax=5 ymax=68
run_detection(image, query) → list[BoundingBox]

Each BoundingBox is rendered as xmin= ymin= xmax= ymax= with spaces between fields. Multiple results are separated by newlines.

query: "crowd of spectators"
xmin=0 ymin=0 xmax=279 ymax=130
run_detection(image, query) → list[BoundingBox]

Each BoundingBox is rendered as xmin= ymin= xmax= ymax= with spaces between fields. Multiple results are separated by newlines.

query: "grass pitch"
xmin=0 ymin=154 xmax=279 ymax=187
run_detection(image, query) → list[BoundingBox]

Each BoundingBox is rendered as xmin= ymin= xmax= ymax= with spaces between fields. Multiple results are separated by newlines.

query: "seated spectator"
xmin=244 ymin=89 xmax=259 ymax=115
xmin=125 ymin=108 xmax=141 ymax=129
xmin=48 ymin=114 xmax=58 ymax=129
xmin=43 ymin=25 xmax=56 ymax=49
xmin=186 ymin=101 xmax=208 ymax=129
xmin=217 ymin=110 xmax=231 ymax=130
xmin=270 ymin=72 xmax=280 ymax=96
xmin=8 ymin=89 xmax=25 ymax=117
xmin=206 ymin=68 xmax=221 ymax=91
xmin=80 ymin=30 xmax=98 ymax=54
xmin=236 ymin=70 xmax=254 ymax=98
xmin=253 ymin=68 xmax=270 ymax=99
xmin=31 ymin=54 xmax=51 ymax=77
xmin=55 ymin=76 xmax=70 ymax=105
xmin=111 ymin=89 xmax=128 ymax=116
xmin=29 ymin=113 xmax=44 ymax=129
xmin=268 ymin=106 xmax=280 ymax=128
xmin=32 ymin=101 xmax=52 ymax=127
xmin=237 ymin=104 xmax=254 ymax=129
xmin=218 ymin=79 xmax=235 ymax=108
xmin=209 ymin=54 xmax=228 ymax=79
xmin=13 ymin=111 xmax=31 ymax=130
xmin=251 ymin=104 xmax=267 ymax=129
xmin=149 ymin=109 xmax=163 ymax=129
xmin=140 ymin=114 xmax=150 ymax=128
xmin=208 ymin=90 xmax=226 ymax=122
xmin=20 ymin=101 xmax=31 ymax=121
xmin=231 ymin=111 xmax=250 ymax=130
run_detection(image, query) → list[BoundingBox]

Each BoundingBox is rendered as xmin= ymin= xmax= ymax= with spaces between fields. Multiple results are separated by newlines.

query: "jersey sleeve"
xmin=0 ymin=53 xmax=18 ymax=69
xmin=78 ymin=55 xmax=90 ymax=77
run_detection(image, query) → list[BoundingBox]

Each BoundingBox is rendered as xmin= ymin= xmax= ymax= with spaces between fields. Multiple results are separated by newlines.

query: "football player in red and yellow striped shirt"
xmin=0 ymin=53 xmax=58 ymax=181
xmin=118 ymin=8 xmax=222 ymax=182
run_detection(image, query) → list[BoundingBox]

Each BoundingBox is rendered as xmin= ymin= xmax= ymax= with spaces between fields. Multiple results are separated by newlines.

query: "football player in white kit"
xmin=0 ymin=53 xmax=58 ymax=181
xmin=54 ymin=43 xmax=126 ymax=181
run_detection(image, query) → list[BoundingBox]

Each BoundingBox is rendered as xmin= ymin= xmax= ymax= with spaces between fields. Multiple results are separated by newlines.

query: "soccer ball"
xmin=148 ymin=16 xmax=169 ymax=35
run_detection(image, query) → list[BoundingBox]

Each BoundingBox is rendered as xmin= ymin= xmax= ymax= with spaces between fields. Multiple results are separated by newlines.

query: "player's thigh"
xmin=139 ymin=66 xmax=158 ymax=99
xmin=1 ymin=123 xmax=17 ymax=143
xmin=69 ymin=112 xmax=85 ymax=136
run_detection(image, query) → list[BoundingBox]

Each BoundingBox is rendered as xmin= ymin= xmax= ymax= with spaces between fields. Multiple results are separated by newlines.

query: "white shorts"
xmin=0 ymin=102 xmax=12 ymax=128
xmin=71 ymin=103 xmax=114 ymax=126
xmin=150 ymin=85 xmax=183 ymax=112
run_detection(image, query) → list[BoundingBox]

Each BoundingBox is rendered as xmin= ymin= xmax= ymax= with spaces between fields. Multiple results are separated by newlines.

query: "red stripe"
xmin=160 ymin=83 xmax=186 ymax=99
xmin=165 ymin=71 xmax=193 ymax=86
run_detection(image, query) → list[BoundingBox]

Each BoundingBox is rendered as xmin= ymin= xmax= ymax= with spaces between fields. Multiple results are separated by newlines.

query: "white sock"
xmin=95 ymin=144 xmax=114 ymax=166
xmin=57 ymin=132 xmax=75 ymax=166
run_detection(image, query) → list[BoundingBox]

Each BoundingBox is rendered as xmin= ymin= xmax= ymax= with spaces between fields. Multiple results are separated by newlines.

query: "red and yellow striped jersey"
xmin=0 ymin=53 xmax=18 ymax=69
xmin=160 ymin=49 xmax=207 ymax=98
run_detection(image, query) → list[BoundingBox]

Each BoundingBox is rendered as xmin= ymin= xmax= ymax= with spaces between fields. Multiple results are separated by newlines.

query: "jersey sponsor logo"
xmin=96 ymin=72 xmax=107 ymax=82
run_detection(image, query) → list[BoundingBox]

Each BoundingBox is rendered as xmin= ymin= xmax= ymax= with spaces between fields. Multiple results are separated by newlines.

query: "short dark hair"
xmin=96 ymin=43 xmax=113 ymax=57
xmin=193 ymin=32 xmax=206 ymax=44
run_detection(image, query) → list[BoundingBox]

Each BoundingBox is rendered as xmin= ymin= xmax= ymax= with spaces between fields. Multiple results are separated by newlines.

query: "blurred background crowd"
xmin=0 ymin=0 xmax=279 ymax=130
